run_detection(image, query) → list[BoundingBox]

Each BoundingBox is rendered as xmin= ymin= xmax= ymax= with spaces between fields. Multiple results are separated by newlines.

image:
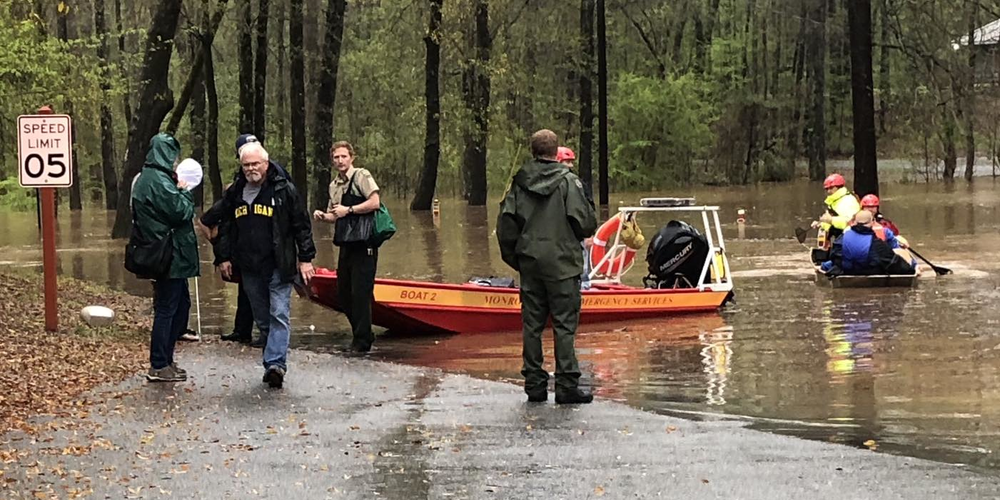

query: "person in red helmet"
xmin=857 ymin=193 xmax=916 ymax=269
xmin=556 ymin=146 xmax=576 ymax=168
xmin=859 ymin=194 xmax=901 ymax=237
xmin=811 ymin=173 xmax=861 ymax=246
xmin=556 ymin=146 xmax=594 ymax=290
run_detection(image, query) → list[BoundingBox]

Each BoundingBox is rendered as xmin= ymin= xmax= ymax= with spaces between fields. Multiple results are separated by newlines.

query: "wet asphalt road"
xmin=2 ymin=343 xmax=999 ymax=499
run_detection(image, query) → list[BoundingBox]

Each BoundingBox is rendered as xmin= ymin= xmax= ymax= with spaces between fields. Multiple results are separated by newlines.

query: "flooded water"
xmin=3 ymin=178 xmax=1000 ymax=469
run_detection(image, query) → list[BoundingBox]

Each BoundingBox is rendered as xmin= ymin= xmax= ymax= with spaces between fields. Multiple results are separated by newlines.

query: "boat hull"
xmin=309 ymin=268 xmax=731 ymax=334
xmin=814 ymin=270 xmax=918 ymax=288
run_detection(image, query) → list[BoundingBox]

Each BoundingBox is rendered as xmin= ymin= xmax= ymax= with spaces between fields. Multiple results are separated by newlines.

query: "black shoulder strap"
xmin=346 ymin=170 xmax=361 ymax=198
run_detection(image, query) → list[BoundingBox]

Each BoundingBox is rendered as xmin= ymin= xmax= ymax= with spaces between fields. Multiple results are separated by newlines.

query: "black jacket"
xmin=213 ymin=163 xmax=316 ymax=283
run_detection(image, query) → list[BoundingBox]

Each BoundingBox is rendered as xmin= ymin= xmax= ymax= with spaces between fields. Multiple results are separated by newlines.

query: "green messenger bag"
xmin=370 ymin=203 xmax=396 ymax=248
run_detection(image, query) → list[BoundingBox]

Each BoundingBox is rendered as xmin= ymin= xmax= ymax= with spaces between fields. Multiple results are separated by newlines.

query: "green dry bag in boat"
xmin=370 ymin=203 xmax=396 ymax=248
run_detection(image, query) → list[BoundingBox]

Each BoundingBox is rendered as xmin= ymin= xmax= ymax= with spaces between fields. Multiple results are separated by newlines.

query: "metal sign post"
xmin=18 ymin=106 xmax=73 ymax=332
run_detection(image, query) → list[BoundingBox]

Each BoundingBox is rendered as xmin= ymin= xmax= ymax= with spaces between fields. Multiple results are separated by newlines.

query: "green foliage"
xmin=0 ymin=177 xmax=38 ymax=211
xmin=608 ymin=73 xmax=717 ymax=187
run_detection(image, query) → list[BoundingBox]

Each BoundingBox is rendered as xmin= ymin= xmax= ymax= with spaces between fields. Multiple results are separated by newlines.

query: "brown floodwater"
xmin=2 ymin=178 xmax=1000 ymax=469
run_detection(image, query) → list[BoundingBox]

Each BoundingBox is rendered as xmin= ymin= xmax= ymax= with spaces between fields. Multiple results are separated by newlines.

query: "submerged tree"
xmin=411 ymin=0 xmax=443 ymax=211
xmin=847 ymin=0 xmax=878 ymax=197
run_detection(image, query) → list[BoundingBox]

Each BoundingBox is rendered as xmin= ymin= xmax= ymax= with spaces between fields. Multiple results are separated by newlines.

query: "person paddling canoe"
xmin=811 ymin=173 xmax=861 ymax=248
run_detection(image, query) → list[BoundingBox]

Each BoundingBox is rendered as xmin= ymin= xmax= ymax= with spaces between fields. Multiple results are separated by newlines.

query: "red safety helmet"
xmin=860 ymin=194 xmax=880 ymax=208
xmin=556 ymin=146 xmax=576 ymax=162
xmin=823 ymin=173 xmax=846 ymax=189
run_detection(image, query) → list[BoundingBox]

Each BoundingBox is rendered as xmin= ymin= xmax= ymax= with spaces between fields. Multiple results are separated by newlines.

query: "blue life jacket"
xmin=841 ymin=226 xmax=877 ymax=273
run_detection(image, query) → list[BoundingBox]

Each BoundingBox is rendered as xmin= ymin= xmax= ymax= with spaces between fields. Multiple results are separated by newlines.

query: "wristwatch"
xmin=348 ymin=206 xmax=354 ymax=214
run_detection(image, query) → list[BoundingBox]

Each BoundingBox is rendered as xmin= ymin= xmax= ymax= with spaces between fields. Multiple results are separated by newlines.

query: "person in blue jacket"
xmin=821 ymin=210 xmax=915 ymax=276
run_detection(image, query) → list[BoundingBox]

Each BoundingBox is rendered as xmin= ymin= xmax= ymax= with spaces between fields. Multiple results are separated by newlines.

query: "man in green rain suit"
xmin=497 ymin=129 xmax=598 ymax=404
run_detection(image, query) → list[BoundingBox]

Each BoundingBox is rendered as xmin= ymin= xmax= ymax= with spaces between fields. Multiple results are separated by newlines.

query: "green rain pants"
xmin=519 ymin=274 xmax=583 ymax=394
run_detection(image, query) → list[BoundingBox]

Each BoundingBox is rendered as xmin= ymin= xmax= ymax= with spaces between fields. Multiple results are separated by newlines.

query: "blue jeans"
xmin=580 ymin=243 xmax=592 ymax=290
xmin=243 ymin=269 xmax=292 ymax=371
xmin=151 ymin=278 xmax=190 ymax=369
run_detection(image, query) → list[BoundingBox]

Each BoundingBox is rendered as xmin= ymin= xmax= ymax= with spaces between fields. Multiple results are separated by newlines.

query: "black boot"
xmin=555 ymin=388 xmax=593 ymax=405
xmin=221 ymin=332 xmax=251 ymax=343
xmin=251 ymin=336 xmax=267 ymax=349
xmin=526 ymin=390 xmax=548 ymax=403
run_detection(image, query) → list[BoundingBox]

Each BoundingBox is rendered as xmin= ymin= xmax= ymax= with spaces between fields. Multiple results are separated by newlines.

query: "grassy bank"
xmin=0 ymin=270 xmax=150 ymax=434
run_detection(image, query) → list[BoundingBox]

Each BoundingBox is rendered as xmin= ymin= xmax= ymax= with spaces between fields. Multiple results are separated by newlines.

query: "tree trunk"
xmin=963 ymin=0 xmax=977 ymax=182
xmin=276 ymin=0 xmax=287 ymax=149
xmin=254 ymin=0 xmax=269 ymax=141
xmin=411 ymin=0 xmax=443 ymax=211
xmin=579 ymin=0 xmax=595 ymax=200
xmin=239 ymin=0 xmax=255 ymax=134
xmin=189 ymin=33 xmax=206 ymax=207
xmin=58 ymin=4 xmax=82 ymax=210
xmin=466 ymin=0 xmax=490 ymax=206
xmin=806 ymin=0 xmax=827 ymax=181
xmin=111 ymin=0 xmax=184 ymax=239
xmin=846 ymin=0 xmax=879 ymax=197
xmin=702 ymin=0 xmax=722 ymax=71
xmin=96 ymin=0 xmax=118 ymax=209
xmin=163 ymin=0 xmax=229 ymax=136
xmin=877 ymin=0 xmax=891 ymax=134
xmin=115 ymin=0 xmax=131 ymax=127
xmin=204 ymin=29 xmax=222 ymax=201
xmin=785 ymin=1 xmax=807 ymax=168
xmin=310 ymin=0 xmax=347 ymax=211
xmin=596 ymin=0 xmax=609 ymax=205
xmin=941 ymin=110 xmax=958 ymax=180
xmin=290 ymin=0 xmax=308 ymax=199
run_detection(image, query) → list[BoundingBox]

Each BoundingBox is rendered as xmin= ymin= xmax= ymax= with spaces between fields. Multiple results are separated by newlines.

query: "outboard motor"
xmin=642 ymin=220 xmax=710 ymax=289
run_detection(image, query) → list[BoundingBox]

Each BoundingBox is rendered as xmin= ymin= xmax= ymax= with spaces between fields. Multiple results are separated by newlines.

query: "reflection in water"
xmin=463 ymin=206 xmax=493 ymax=278
xmin=414 ymin=212 xmax=444 ymax=282
xmin=2 ymin=179 xmax=1000 ymax=469
xmin=700 ymin=326 xmax=733 ymax=406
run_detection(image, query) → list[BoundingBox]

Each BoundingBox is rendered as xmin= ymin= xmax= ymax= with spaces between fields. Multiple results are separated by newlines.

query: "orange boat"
xmin=308 ymin=201 xmax=734 ymax=334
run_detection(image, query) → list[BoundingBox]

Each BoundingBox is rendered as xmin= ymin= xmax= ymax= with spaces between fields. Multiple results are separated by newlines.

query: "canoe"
xmin=308 ymin=268 xmax=733 ymax=334
xmin=814 ymin=268 xmax=918 ymax=288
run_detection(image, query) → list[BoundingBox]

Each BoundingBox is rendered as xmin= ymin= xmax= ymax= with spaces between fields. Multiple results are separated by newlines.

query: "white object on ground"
xmin=80 ymin=306 xmax=115 ymax=327
xmin=176 ymin=158 xmax=203 ymax=189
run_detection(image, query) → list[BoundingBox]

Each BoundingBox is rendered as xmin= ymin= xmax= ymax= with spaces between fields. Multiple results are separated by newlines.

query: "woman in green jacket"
xmin=130 ymin=133 xmax=200 ymax=383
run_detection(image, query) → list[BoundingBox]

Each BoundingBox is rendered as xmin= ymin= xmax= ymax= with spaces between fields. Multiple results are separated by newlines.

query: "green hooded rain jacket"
xmin=130 ymin=133 xmax=200 ymax=279
xmin=496 ymin=158 xmax=598 ymax=281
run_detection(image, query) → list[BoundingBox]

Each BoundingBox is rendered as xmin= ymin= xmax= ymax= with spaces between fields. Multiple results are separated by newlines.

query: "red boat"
xmin=308 ymin=201 xmax=734 ymax=334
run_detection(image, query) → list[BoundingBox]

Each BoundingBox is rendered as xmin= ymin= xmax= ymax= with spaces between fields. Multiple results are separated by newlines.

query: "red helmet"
xmin=823 ymin=173 xmax=846 ymax=189
xmin=556 ymin=146 xmax=576 ymax=162
xmin=860 ymin=194 xmax=880 ymax=208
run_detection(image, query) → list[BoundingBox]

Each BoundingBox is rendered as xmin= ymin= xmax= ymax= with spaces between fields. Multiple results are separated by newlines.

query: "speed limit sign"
xmin=17 ymin=114 xmax=73 ymax=188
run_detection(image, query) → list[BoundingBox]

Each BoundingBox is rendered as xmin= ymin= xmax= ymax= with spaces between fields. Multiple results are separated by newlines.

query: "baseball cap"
xmin=235 ymin=134 xmax=259 ymax=158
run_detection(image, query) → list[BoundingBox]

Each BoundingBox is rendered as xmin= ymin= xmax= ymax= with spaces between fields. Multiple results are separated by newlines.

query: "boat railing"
xmin=588 ymin=204 xmax=733 ymax=293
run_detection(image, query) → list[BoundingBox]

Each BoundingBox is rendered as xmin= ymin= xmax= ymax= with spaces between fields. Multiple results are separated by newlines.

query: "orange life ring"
xmin=589 ymin=215 xmax=637 ymax=276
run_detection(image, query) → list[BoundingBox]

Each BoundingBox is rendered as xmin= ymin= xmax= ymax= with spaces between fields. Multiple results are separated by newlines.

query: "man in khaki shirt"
xmin=313 ymin=141 xmax=382 ymax=352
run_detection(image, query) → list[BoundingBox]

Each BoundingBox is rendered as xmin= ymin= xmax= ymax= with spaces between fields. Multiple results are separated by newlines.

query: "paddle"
xmin=794 ymin=226 xmax=810 ymax=244
xmin=907 ymin=247 xmax=952 ymax=276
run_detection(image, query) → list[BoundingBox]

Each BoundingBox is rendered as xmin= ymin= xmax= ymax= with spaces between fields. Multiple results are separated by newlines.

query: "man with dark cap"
xmin=202 ymin=134 xmax=289 ymax=347
xmin=496 ymin=129 xmax=598 ymax=404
